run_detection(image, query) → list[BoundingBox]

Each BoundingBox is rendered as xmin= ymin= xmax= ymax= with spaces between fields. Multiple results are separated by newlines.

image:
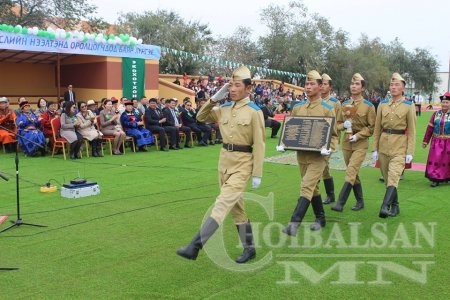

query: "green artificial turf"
xmin=0 ymin=110 xmax=448 ymax=299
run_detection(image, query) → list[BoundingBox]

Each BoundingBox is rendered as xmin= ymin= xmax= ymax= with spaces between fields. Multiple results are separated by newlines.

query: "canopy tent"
xmin=0 ymin=30 xmax=161 ymax=103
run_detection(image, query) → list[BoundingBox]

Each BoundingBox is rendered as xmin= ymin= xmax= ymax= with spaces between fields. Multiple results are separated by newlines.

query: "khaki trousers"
xmin=210 ymin=171 xmax=251 ymax=225
xmin=378 ymin=152 xmax=405 ymax=188
xmin=299 ymin=159 xmax=326 ymax=200
xmin=342 ymin=148 xmax=367 ymax=185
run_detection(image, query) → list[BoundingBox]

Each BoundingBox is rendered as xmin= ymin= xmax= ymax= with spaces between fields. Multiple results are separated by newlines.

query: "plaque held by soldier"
xmin=342 ymin=104 xmax=358 ymax=139
xmin=278 ymin=116 xmax=335 ymax=151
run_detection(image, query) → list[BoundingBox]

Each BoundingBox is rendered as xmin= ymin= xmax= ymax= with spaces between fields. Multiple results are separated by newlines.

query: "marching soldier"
xmin=331 ymin=73 xmax=376 ymax=212
xmin=176 ymin=66 xmax=265 ymax=263
xmin=281 ymin=70 xmax=338 ymax=235
xmin=320 ymin=73 xmax=342 ymax=205
xmin=373 ymin=73 xmax=416 ymax=218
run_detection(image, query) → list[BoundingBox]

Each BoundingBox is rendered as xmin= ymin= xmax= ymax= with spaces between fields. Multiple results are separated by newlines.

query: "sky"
xmin=93 ymin=0 xmax=450 ymax=72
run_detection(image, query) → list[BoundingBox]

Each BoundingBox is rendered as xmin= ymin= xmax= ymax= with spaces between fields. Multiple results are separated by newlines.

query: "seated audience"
xmin=120 ymin=99 xmax=154 ymax=152
xmin=60 ymin=102 xmax=84 ymax=159
xmin=0 ymin=97 xmax=17 ymax=152
xmin=99 ymin=99 xmax=126 ymax=155
xmin=180 ymin=100 xmax=211 ymax=146
xmin=262 ymin=98 xmax=281 ymax=138
xmin=15 ymin=101 xmax=46 ymax=156
xmin=144 ymin=98 xmax=178 ymax=151
xmin=162 ymin=99 xmax=192 ymax=148
xmin=76 ymin=101 xmax=103 ymax=157
xmin=87 ymin=100 xmax=100 ymax=116
xmin=40 ymin=101 xmax=59 ymax=148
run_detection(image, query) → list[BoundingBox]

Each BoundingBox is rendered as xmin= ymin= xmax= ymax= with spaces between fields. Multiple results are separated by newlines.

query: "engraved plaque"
xmin=279 ymin=116 xmax=335 ymax=151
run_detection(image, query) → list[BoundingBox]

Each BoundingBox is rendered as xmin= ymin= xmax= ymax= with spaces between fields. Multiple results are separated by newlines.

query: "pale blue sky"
xmin=93 ymin=0 xmax=450 ymax=71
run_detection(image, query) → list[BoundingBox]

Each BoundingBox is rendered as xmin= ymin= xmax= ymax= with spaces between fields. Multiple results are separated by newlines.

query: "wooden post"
xmin=56 ymin=53 xmax=61 ymax=101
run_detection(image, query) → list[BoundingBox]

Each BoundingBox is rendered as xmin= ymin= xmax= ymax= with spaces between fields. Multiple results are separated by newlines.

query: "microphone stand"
xmin=0 ymin=124 xmax=47 ymax=233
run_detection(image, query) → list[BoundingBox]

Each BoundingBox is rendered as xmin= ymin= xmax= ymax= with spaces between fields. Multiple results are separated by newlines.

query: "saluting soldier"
xmin=320 ymin=73 xmax=342 ymax=205
xmin=176 ymin=66 xmax=265 ymax=263
xmin=373 ymin=73 xmax=416 ymax=218
xmin=281 ymin=70 xmax=338 ymax=236
xmin=331 ymin=73 xmax=376 ymax=212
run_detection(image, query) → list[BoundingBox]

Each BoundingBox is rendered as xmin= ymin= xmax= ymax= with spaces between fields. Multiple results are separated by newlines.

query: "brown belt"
xmin=382 ymin=128 xmax=406 ymax=135
xmin=223 ymin=143 xmax=253 ymax=153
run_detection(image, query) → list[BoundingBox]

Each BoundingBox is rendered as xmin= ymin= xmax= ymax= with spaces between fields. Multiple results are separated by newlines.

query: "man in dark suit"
xmin=144 ymin=98 xmax=178 ymax=151
xmin=63 ymin=84 xmax=76 ymax=104
xmin=179 ymin=100 xmax=211 ymax=146
xmin=261 ymin=98 xmax=281 ymax=138
xmin=162 ymin=99 xmax=192 ymax=148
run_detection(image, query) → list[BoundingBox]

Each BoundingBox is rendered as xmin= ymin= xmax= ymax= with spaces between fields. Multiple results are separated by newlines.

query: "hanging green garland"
xmin=160 ymin=46 xmax=306 ymax=78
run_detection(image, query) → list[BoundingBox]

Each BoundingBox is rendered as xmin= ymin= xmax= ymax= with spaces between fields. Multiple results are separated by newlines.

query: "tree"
xmin=408 ymin=48 xmax=440 ymax=93
xmin=0 ymin=0 xmax=107 ymax=31
xmin=117 ymin=10 xmax=214 ymax=75
xmin=211 ymin=26 xmax=262 ymax=77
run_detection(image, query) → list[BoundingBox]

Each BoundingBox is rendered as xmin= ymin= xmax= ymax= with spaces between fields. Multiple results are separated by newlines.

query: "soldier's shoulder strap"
xmin=381 ymin=99 xmax=389 ymax=104
xmin=247 ymin=102 xmax=261 ymax=111
xmin=293 ymin=100 xmax=307 ymax=107
xmin=363 ymin=99 xmax=374 ymax=107
xmin=329 ymin=97 xmax=339 ymax=103
xmin=402 ymin=100 xmax=413 ymax=105
xmin=220 ymin=102 xmax=233 ymax=108
xmin=321 ymin=101 xmax=333 ymax=110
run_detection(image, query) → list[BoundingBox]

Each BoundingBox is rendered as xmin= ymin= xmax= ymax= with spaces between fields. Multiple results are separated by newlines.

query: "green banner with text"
xmin=122 ymin=57 xmax=145 ymax=100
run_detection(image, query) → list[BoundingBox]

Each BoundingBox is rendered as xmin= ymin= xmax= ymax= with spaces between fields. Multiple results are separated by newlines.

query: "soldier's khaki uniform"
xmin=291 ymin=100 xmax=338 ymax=200
xmin=372 ymin=99 xmax=416 ymax=187
xmin=197 ymin=97 xmax=265 ymax=224
xmin=338 ymin=97 xmax=376 ymax=184
xmin=322 ymin=95 xmax=342 ymax=179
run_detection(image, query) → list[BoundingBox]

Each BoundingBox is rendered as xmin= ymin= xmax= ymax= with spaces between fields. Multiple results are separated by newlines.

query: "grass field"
xmin=1 ymin=110 xmax=449 ymax=299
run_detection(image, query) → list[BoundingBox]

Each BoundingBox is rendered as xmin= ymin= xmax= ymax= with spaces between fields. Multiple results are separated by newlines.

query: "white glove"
xmin=343 ymin=120 xmax=352 ymax=129
xmin=320 ymin=148 xmax=331 ymax=156
xmin=405 ymin=155 xmax=413 ymax=164
xmin=252 ymin=176 xmax=261 ymax=189
xmin=211 ymin=83 xmax=230 ymax=102
xmin=349 ymin=134 xmax=358 ymax=142
xmin=276 ymin=145 xmax=285 ymax=152
xmin=372 ymin=151 xmax=378 ymax=162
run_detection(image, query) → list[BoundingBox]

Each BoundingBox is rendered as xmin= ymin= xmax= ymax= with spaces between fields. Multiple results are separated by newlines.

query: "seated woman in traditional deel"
xmin=15 ymin=101 xmax=46 ymax=156
xmin=120 ymin=99 xmax=154 ymax=151
xmin=0 ymin=97 xmax=17 ymax=152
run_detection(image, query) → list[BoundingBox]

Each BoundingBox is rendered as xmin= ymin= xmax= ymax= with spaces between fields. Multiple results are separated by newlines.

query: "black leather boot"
xmin=75 ymin=140 xmax=83 ymax=159
xmin=91 ymin=140 xmax=98 ymax=157
xmin=282 ymin=197 xmax=310 ymax=236
xmin=389 ymin=192 xmax=400 ymax=217
xmin=331 ymin=182 xmax=352 ymax=212
xmin=69 ymin=143 xmax=77 ymax=160
xmin=322 ymin=178 xmax=335 ymax=204
xmin=310 ymin=195 xmax=326 ymax=231
xmin=96 ymin=140 xmax=103 ymax=157
xmin=351 ymin=183 xmax=364 ymax=211
xmin=176 ymin=217 xmax=219 ymax=260
xmin=379 ymin=186 xmax=397 ymax=218
xmin=235 ymin=222 xmax=256 ymax=264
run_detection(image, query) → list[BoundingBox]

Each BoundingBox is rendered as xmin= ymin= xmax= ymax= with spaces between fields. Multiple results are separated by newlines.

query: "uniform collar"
xmin=233 ymin=97 xmax=250 ymax=109
xmin=350 ymin=96 xmax=363 ymax=104
xmin=389 ymin=98 xmax=403 ymax=106
xmin=322 ymin=94 xmax=331 ymax=101
xmin=307 ymin=98 xmax=322 ymax=108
